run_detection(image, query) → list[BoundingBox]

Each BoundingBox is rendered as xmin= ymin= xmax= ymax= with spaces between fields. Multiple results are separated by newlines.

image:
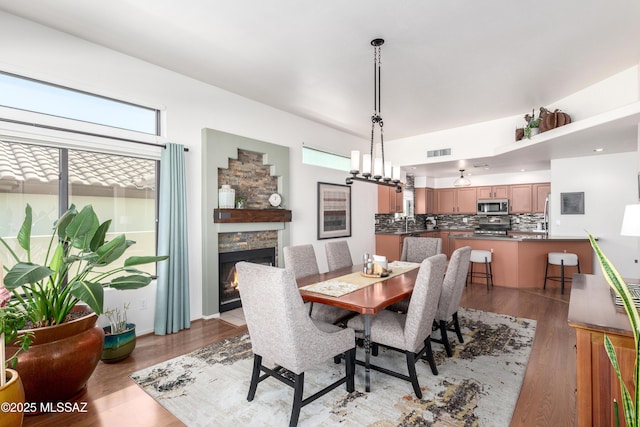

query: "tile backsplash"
xmin=375 ymin=213 xmax=545 ymax=233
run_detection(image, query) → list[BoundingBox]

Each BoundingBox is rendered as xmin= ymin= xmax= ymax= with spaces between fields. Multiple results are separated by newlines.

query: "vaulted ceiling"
xmin=1 ymin=1 xmax=639 ymax=177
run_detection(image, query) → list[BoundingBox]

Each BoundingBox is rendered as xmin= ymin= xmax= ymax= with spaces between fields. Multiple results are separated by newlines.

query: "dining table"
xmin=296 ymin=261 xmax=422 ymax=392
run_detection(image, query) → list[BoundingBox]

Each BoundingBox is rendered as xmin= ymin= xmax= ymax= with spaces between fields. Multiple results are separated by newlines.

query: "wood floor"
xmin=22 ymin=284 xmax=576 ymax=426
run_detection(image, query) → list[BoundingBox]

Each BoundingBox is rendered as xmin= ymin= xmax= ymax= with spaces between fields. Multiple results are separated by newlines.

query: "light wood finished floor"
xmin=22 ymin=284 xmax=575 ymax=426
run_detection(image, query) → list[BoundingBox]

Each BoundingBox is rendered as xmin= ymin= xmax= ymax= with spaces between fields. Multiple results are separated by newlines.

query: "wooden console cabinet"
xmin=568 ymin=274 xmax=636 ymax=426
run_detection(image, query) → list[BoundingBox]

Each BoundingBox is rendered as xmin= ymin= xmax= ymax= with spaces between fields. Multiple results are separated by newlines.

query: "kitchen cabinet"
xmin=375 ymin=233 xmax=409 ymax=261
xmin=532 ymin=183 xmax=551 ymax=213
xmin=476 ymin=185 xmax=509 ymax=200
xmin=377 ymin=185 xmax=404 ymax=214
xmin=509 ymin=184 xmax=533 ymax=213
xmin=435 ymin=187 xmax=476 ymax=214
xmin=441 ymin=230 xmax=471 ymax=258
xmin=415 ymin=187 xmax=434 ymax=214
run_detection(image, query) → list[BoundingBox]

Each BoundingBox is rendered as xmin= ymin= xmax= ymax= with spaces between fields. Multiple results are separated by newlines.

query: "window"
xmin=0 ymin=72 xmax=158 ymax=134
xmin=302 ymin=146 xmax=349 ymax=171
xmin=0 ymin=140 xmax=159 ymax=275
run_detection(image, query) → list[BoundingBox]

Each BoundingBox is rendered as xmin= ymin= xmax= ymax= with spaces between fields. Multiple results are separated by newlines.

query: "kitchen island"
xmin=451 ymin=234 xmax=593 ymax=288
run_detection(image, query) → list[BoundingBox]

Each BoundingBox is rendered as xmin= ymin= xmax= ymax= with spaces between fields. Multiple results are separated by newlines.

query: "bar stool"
xmin=467 ymin=250 xmax=493 ymax=289
xmin=544 ymin=252 xmax=580 ymax=294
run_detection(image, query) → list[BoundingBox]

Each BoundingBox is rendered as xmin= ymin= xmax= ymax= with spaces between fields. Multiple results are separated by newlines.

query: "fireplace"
xmin=218 ymin=247 xmax=276 ymax=312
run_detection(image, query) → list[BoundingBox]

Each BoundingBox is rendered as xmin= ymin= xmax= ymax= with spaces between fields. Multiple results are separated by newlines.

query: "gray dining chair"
xmin=325 ymin=240 xmax=353 ymax=271
xmin=400 ymin=237 xmax=443 ymax=263
xmin=236 ymin=261 xmax=356 ymax=427
xmin=431 ymin=246 xmax=472 ymax=357
xmin=346 ymin=254 xmax=447 ymax=398
xmin=283 ymin=244 xmax=352 ymax=324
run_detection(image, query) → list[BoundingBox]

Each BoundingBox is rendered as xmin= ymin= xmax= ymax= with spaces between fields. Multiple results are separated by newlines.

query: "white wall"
xmin=551 ymin=152 xmax=640 ymax=277
xmin=0 ymin=11 xmax=376 ymax=333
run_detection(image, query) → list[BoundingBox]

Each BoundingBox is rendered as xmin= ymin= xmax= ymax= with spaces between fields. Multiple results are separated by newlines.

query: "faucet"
xmin=405 ymin=216 xmax=416 ymax=233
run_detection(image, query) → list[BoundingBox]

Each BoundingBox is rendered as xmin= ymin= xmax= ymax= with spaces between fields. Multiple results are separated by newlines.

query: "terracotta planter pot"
xmin=101 ymin=323 xmax=136 ymax=363
xmin=0 ymin=368 xmax=25 ymax=426
xmin=6 ymin=306 xmax=104 ymax=406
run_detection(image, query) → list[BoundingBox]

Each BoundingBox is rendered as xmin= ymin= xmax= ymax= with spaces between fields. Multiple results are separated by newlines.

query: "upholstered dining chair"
xmin=346 ymin=254 xmax=447 ymax=398
xmin=400 ymin=237 xmax=443 ymax=263
xmin=325 ymin=240 xmax=353 ymax=271
xmin=431 ymin=246 xmax=472 ymax=357
xmin=283 ymin=244 xmax=352 ymax=324
xmin=236 ymin=261 xmax=356 ymax=427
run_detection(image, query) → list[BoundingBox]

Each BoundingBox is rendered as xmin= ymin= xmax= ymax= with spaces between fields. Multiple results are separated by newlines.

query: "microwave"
xmin=477 ymin=199 xmax=509 ymax=215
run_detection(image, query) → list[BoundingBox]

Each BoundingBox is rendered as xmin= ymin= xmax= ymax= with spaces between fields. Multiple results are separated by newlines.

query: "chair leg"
xmin=561 ymin=260 xmax=565 ymax=295
xmin=345 ymin=348 xmax=355 ymax=393
xmin=544 ymin=260 xmax=549 ymax=289
xmin=577 ymin=260 xmax=581 ymax=273
xmin=405 ymin=352 xmax=422 ymax=399
xmin=421 ymin=338 xmax=438 ymax=375
xmin=372 ymin=342 xmax=379 ymax=357
xmin=289 ymin=372 xmax=304 ymax=427
xmin=439 ymin=319 xmax=453 ymax=357
xmin=489 ymin=260 xmax=494 ymax=287
xmin=247 ymin=354 xmax=262 ymax=401
xmin=452 ymin=312 xmax=464 ymax=343
xmin=484 ymin=258 xmax=490 ymax=289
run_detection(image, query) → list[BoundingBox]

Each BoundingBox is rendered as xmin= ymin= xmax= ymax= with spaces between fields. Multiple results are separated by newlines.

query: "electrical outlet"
xmin=138 ymin=299 xmax=148 ymax=310
xmin=490 ymin=248 xmax=494 ymax=253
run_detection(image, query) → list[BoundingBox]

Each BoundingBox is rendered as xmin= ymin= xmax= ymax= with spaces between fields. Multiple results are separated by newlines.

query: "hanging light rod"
xmin=453 ymin=169 xmax=472 ymax=187
xmin=346 ymin=38 xmax=402 ymax=193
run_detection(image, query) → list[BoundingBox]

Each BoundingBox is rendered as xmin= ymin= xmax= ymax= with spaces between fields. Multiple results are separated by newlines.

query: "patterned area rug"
xmin=130 ymin=308 xmax=535 ymax=426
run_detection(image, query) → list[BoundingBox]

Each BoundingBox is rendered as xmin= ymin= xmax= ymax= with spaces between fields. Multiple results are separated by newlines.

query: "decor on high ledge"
xmin=539 ymin=107 xmax=571 ymax=133
xmin=317 ymin=182 xmax=351 ymax=240
xmin=346 ymin=38 xmax=402 ymax=193
xmin=1 ymin=204 xmax=167 ymax=405
xmin=453 ymin=169 xmax=471 ymax=187
xmin=523 ymin=108 xmax=541 ymax=139
xmin=101 ymin=303 xmax=136 ymax=363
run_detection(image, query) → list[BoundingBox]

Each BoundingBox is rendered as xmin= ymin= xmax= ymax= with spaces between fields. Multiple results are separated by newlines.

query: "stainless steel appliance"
xmin=542 ymin=192 xmax=550 ymax=233
xmin=474 ymin=217 xmax=511 ymax=236
xmin=477 ymin=199 xmax=509 ymax=215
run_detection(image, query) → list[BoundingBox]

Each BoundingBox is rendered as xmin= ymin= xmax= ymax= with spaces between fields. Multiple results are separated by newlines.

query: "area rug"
xmin=130 ymin=308 xmax=536 ymax=426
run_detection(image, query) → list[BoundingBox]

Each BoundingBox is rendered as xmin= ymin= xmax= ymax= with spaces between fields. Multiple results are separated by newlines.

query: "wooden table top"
xmin=568 ymin=273 xmax=634 ymax=337
xmin=297 ymin=264 xmax=419 ymax=315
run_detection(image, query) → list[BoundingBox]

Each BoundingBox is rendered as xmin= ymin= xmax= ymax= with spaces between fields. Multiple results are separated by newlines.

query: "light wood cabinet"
xmin=569 ymin=274 xmax=635 ymax=426
xmin=375 ymin=234 xmax=407 ymax=261
xmin=435 ymin=187 xmax=477 ymax=214
xmin=532 ymin=183 xmax=551 ymax=213
xmin=476 ymin=185 xmax=509 ymax=199
xmin=509 ymin=184 xmax=533 ymax=213
xmin=377 ymin=185 xmax=404 ymax=214
xmin=415 ymin=187 xmax=434 ymax=214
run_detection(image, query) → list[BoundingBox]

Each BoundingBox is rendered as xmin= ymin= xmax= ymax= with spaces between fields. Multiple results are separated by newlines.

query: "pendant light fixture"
xmin=453 ymin=169 xmax=471 ymax=187
xmin=346 ymin=38 xmax=402 ymax=193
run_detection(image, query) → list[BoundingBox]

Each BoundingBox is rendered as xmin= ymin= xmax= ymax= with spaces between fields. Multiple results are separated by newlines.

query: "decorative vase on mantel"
xmin=219 ymin=185 xmax=235 ymax=209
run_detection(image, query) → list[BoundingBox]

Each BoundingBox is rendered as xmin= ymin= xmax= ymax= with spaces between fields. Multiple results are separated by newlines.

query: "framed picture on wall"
xmin=560 ymin=192 xmax=585 ymax=215
xmin=317 ymin=182 xmax=351 ymax=239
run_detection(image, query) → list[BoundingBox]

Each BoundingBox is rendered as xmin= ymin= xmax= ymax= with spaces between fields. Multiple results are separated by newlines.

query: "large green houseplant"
xmin=0 ymin=203 xmax=167 ymax=404
xmin=1 ymin=204 xmax=167 ymax=325
xmin=590 ymin=234 xmax=639 ymax=427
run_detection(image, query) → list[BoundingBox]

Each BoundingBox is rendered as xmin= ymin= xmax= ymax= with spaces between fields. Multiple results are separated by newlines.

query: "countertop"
xmin=375 ymin=229 xmax=589 ymax=241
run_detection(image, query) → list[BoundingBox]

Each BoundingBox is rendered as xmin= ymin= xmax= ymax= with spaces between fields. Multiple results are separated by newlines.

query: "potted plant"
xmin=589 ymin=234 xmax=640 ymax=426
xmin=523 ymin=108 xmax=541 ymax=139
xmin=0 ymin=270 xmax=32 ymax=426
xmin=101 ymin=303 xmax=136 ymax=363
xmin=0 ymin=204 xmax=167 ymax=405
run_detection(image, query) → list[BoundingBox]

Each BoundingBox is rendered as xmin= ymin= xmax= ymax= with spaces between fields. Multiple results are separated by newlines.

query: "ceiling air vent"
xmin=427 ymin=148 xmax=451 ymax=158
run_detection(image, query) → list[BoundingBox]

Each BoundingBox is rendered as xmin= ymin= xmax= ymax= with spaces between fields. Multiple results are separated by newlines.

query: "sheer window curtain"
xmin=155 ymin=143 xmax=190 ymax=335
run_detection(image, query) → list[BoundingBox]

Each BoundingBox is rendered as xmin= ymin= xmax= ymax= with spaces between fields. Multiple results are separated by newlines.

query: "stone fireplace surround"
xmin=202 ymin=129 xmax=290 ymax=317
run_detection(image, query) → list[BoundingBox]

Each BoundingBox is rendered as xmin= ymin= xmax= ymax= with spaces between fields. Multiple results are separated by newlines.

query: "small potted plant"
xmin=0 ymin=271 xmax=32 ymax=427
xmin=523 ymin=109 xmax=541 ymax=139
xmin=101 ymin=303 xmax=136 ymax=363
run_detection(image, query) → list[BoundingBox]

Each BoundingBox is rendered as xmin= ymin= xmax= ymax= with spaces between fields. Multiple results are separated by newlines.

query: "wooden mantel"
xmin=213 ymin=208 xmax=292 ymax=223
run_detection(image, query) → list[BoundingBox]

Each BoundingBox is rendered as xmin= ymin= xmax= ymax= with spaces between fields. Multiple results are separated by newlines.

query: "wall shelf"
xmin=213 ymin=208 xmax=292 ymax=223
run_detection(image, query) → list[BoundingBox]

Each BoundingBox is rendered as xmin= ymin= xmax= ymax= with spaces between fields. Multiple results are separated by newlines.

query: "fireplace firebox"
xmin=218 ymin=247 xmax=276 ymax=312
